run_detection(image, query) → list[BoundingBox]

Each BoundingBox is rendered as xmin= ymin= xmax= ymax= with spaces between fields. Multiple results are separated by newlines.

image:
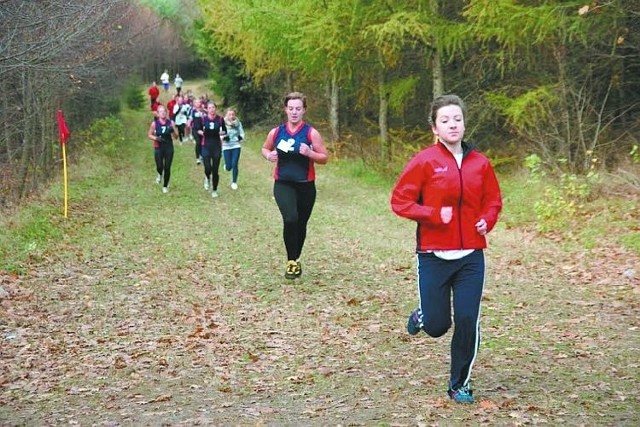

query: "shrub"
xmin=125 ymin=82 xmax=146 ymax=110
xmin=631 ymin=144 xmax=640 ymax=164
xmin=73 ymin=116 xmax=125 ymax=158
xmin=524 ymin=153 xmax=545 ymax=181
xmin=533 ymin=171 xmax=600 ymax=233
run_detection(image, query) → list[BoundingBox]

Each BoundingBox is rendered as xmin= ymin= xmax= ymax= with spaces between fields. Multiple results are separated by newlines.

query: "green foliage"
xmin=485 ymin=86 xmax=558 ymax=132
xmin=124 ymin=82 xmax=146 ymax=110
xmin=463 ymin=1 xmax=588 ymax=68
xmin=74 ymin=116 xmax=125 ymax=158
xmin=138 ymin=0 xmax=179 ymax=19
xmin=487 ymin=153 xmax=518 ymax=170
xmin=187 ymin=0 xmax=638 ymax=177
xmin=193 ymin=0 xmax=468 ymax=121
xmin=387 ymin=76 xmax=419 ymax=115
xmin=533 ymin=171 xmax=600 ymax=233
xmin=196 ymin=34 xmax=275 ymax=126
xmin=497 ymin=171 xmax=537 ymax=228
xmin=362 ymin=11 xmax=430 ymax=66
xmin=631 ymin=144 xmax=640 ymax=164
xmin=296 ymin=0 xmax=362 ymax=78
xmin=196 ymin=0 xmax=293 ymax=82
xmin=524 ymin=153 xmax=545 ymax=180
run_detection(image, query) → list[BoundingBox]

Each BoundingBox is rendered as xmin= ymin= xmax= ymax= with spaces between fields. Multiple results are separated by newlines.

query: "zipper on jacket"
xmin=457 ymin=163 xmax=464 ymax=249
xmin=444 ymin=143 xmax=466 ymax=249
xmin=456 ymin=142 xmax=474 ymax=249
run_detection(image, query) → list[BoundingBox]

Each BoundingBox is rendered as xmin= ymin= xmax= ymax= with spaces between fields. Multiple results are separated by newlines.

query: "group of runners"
xmin=146 ymin=85 xmax=504 ymax=405
xmin=147 ymin=85 xmax=244 ymax=197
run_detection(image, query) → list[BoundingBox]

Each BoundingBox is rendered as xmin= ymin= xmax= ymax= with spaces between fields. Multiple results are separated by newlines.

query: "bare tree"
xmin=0 ymin=0 xmax=191 ymax=208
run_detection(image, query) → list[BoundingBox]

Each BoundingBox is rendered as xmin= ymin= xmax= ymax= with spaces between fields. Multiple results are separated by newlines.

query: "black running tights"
xmin=202 ymin=144 xmax=221 ymax=191
xmin=176 ymin=124 xmax=186 ymax=142
xmin=273 ymin=180 xmax=316 ymax=261
xmin=154 ymin=145 xmax=174 ymax=187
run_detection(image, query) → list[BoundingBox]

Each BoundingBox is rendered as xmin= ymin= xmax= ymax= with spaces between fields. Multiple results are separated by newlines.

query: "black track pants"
xmin=273 ymin=180 xmax=316 ymax=261
xmin=416 ymin=250 xmax=485 ymax=390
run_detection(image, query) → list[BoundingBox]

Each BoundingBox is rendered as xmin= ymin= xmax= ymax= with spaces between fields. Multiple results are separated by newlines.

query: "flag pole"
xmin=57 ymin=110 xmax=71 ymax=218
xmin=62 ymin=142 xmax=68 ymax=218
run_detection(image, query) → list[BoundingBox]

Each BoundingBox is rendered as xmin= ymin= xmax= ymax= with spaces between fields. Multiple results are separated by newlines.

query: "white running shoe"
xmin=203 ymin=177 xmax=210 ymax=190
xmin=196 ymin=158 xmax=201 ymax=165
xmin=211 ymin=190 xmax=219 ymax=198
xmin=231 ymin=182 xmax=238 ymax=190
xmin=162 ymin=187 xmax=169 ymax=194
xmin=155 ymin=174 xmax=161 ymax=184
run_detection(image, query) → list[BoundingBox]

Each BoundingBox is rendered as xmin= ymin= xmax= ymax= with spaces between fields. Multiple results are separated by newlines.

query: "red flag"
xmin=57 ymin=110 xmax=70 ymax=145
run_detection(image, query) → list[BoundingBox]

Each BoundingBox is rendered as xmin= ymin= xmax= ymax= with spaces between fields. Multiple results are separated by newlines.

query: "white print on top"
xmin=277 ymin=138 xmax=296 ymax=153
xmin=434 ymin=166 xmax=448 ymax=173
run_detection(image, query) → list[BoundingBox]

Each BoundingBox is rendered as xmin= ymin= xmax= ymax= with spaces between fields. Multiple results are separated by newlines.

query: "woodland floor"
xmin=1 ymin=83 xmax=639 ymax=426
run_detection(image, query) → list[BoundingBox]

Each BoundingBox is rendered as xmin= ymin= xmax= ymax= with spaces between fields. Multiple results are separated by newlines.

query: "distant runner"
xmin=222 ymin=108 xmax=245 ymax=190
xmin=147 ymin=105 xmax=178 ymax=194
xmin=160 ymin=70 xmax=170 ymax=92
xmin=197 ymin=101 xmax=226 ymax=198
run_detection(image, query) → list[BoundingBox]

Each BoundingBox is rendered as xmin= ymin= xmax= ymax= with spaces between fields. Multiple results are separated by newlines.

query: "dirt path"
xmin=1 ymin=87 xmax=638 ymax=425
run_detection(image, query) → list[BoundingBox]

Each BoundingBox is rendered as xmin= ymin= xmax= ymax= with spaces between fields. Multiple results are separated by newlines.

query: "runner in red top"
xmin=166 ymin=95 xmax=177 ymax=121
xmin=151 ymin=100 xmax=162 ymax=118
xmin=391 ymin=94 xmax=502 ymax=405
xmin=148 ymin=82 xmax=160 ymax=107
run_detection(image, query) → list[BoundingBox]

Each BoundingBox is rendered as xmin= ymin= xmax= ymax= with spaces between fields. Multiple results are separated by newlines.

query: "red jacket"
xmin=148 ymin=85 xmax=159 ymax=99
xmin=391 ymin=141 xmax=502 ymax=251
xmin=166 ymin=99 xmax=177 ymax=119
xmin=151 ymin=101 xmax=162 ymax=117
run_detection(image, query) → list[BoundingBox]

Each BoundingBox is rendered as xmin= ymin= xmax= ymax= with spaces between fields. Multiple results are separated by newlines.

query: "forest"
xmin=1 ymin=0 xmax=638 ymax=207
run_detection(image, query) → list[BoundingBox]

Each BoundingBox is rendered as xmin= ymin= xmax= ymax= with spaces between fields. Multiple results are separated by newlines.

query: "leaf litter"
xmin=1 ymin=109 xmax=639 ymax=425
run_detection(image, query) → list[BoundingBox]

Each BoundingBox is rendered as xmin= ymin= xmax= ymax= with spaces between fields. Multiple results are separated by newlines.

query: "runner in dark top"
xmin=197 ymin=101 xmax=227 ymax=198
xmin=189 ymin=97 xmax=204 ymax=164
xmin=261 ymin=92 xmax=329 ymax=279
xmin=147 ymin=105 xmax=178 ymax=194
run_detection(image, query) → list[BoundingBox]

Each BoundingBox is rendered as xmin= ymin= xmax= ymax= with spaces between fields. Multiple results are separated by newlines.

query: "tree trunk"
xmin=40 ymin=93 xmax=53 ymax=175
xmin=379 ymin=70 xmax=390 ymax=160
xmin=555 ymin=46 xmax=574 ymax=173
xmin=431 ymin=50 xmax=444 ymax=98
xmin=1 ymin=83 xmax=10 ymax=162
xmin=329 ymin=70 xmax=339 ymax=143
xmin=285 ymin=72 xmax=294 ymax=93
xmin=430 ymin=0 xmax=444 ymax=98
xmin=17 ymin=69 xmax=32 ymax=200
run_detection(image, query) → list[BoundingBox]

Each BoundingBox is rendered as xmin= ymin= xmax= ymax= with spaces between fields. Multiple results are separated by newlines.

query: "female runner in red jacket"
xmin=391 ymin=94 xmax=502 ymax=404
